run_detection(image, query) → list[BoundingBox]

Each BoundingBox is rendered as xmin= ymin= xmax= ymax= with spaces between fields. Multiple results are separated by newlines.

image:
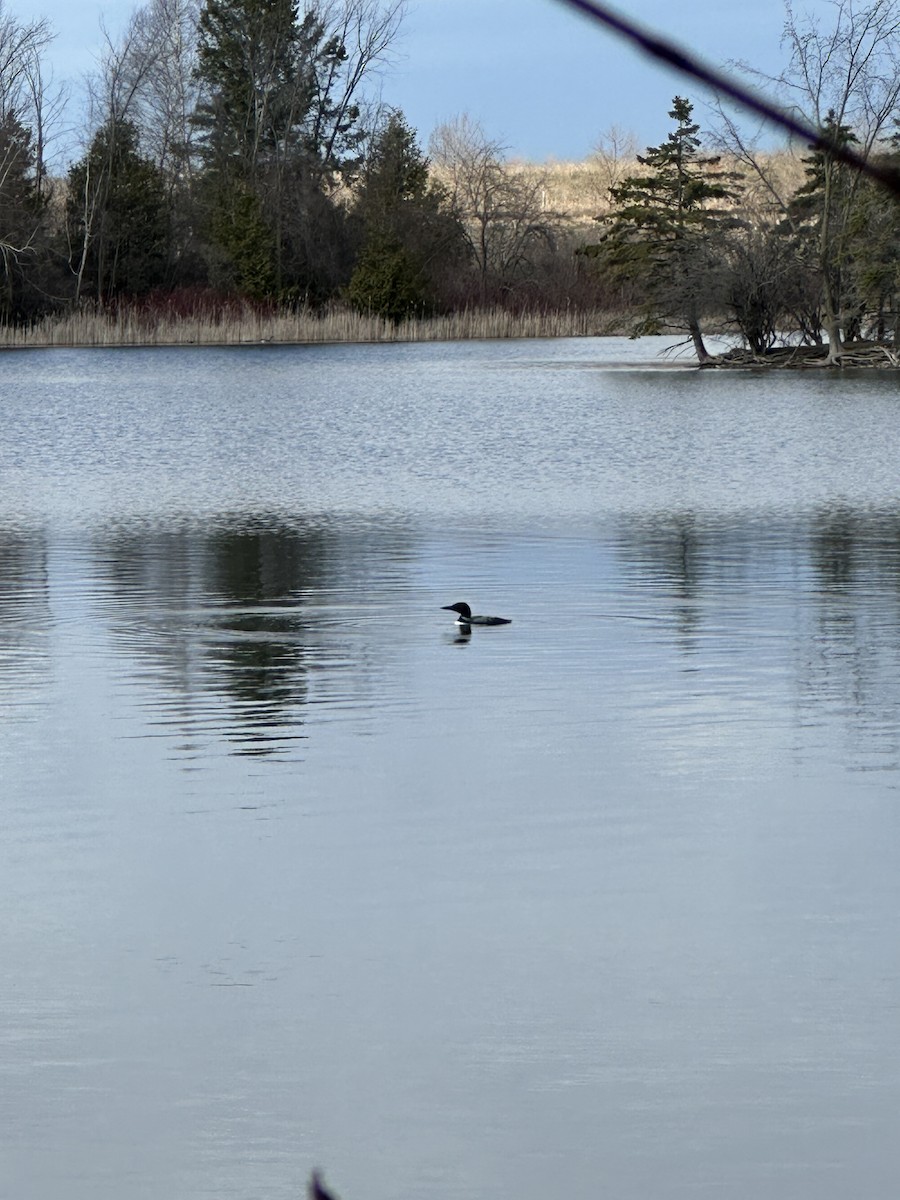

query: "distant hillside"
xmin=490 ymin=152 xmax=809 ymax=232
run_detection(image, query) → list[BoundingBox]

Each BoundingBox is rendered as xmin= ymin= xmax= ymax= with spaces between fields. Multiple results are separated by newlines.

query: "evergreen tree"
xmin=780 ymin=111 xmax=891 ymax=352
xmin=849 ymin=136 xmax=900 ymax=339
xmin=354 ymin=113 xmax=432 ymax=231
xmin=348 ymin=112 xmax=467 ymax=318
xmin=584 ymin=97 xmax=742 ymax=360
xmin=194 ymin=0 xmax=316 ymax=180
xmin=347 ymin=233 xmax=428 ymax=322
xmin=192 ymin=0 xmax=380 ymax=298
xmin=209 ymin=186 xmax=278 ymax=298
xmin=0 ymin=111 xmax=49 ymax=321
xmin=66 ymin=120 xmax=170 ymax=302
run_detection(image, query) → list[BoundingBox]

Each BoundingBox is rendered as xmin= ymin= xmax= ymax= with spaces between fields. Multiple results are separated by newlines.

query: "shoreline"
xmin=705 ymin=341 xmax=900 ymax=369
xmin=0 ymin=306 xmax=628 ymax=350
xmin=1 ymin=308 xmax=897 ymax=368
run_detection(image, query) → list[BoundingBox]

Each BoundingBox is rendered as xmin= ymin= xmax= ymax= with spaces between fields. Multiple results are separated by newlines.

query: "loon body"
xmin=442 ymin=601 xmax=511 ymax=626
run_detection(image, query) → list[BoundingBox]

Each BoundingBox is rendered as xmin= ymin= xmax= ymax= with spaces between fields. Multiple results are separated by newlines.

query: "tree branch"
xmin=552 ymin=0 xmax=900 ymax=197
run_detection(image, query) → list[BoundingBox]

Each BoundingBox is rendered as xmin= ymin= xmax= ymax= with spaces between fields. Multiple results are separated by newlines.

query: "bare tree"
xmin=782 ymin=0 xmax=900 ymax=358
xmin=718 ymin=0 xmax=900 ymax=360
xmin=589 ymin=123 xmax=638 ymax=208
xmin=0 ymin=6 xmax=57 ymax=138
xmin=429 ymin=114 xmax=561 ymax=300
xmin=0 ymin=11 xmax=64 ymax=199
xmin=0 ymin=4 xmax=60 ymax=311
xmin=310 ymin=0 xmax=407 ymax=170
xmin=68 ymin=0 xmax=207 ymax=301
xmin=121 ymin=0 xmax=201 ymax=181
xmin=70 ymin=24 xmax=150 ymax=302
xmin=68 ymin=0 xmax=185 ymax=303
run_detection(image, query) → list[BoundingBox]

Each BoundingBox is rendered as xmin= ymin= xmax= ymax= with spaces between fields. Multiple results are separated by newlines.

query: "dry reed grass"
xmin=0 ymin=304 xmax=627 ymax=349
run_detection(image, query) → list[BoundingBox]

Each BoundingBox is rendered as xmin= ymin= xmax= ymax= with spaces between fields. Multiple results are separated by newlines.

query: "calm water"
xmin=2 ymin=338 xmax=900 ymax=1200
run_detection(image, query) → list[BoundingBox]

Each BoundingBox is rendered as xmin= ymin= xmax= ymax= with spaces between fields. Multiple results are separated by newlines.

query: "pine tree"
xmin=782 ymin=111 xmax=871 ymax=355
xmin=66 ymin=120 xmax=169 ymax=302
xmin=354 ymin=113 xmax=433 ymax=234
xmin=586 ymin=97 xmax=743 ymax=361
xmin=194 ymin=0 xmax=316 ymax=181
xmin=0 ymin=111 xmax=48 ymax=321
xmin=192 ymin=0 xmax=375 ymax=298
xmin=348 ymin=112 xmax=467 ymax=317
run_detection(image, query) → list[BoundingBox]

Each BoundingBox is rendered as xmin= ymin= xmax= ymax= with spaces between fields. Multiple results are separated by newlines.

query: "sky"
xmin=33 ymin=0 xmax=793 ymax=161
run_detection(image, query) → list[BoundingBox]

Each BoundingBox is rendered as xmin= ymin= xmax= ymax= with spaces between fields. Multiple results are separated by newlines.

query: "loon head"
xmin=442 ymin=601 xmax=472 ymax=622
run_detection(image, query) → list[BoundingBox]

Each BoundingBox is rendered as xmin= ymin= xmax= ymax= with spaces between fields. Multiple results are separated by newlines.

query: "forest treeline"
xmin=5 ymin=0 xmax=900 ymax=361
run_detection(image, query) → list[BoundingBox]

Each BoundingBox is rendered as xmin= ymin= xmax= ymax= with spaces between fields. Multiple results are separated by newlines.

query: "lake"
xmin=2 ymin=337 xmax=900 ymax=1200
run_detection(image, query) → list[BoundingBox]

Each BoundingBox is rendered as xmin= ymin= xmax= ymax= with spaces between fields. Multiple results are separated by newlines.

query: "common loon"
xmin=442 ymin=602 xmax=511 ymax=626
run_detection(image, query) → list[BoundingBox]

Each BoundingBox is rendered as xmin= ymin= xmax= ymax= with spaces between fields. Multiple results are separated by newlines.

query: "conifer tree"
xmin=348 ymin=111 xmax=467 ymax=317
xmin=354 ymin=113 xmax=432 ymax=234
xmin=194 ymin=0 xmax=319 ymax=181
xmin=586 ymin=97 xmax=743 ymax=361
xmin=0 ymin=112 xmax=48 ymax=320
xmin=66 ymin=120 xmax=169 ymax=302
xmin=781 ymin=111 xmax=880 ymax=352
xmin=192 ymin=0 xmax=404 ymax=299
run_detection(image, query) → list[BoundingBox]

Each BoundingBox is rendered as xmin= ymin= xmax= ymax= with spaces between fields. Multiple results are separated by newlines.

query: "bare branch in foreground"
xmin=552 ymin=0 xmax=900 ymax=198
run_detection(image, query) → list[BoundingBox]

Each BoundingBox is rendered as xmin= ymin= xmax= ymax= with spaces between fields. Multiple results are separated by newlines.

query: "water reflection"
xmin=806 ymin=509 xmax=900 ymax=772
xmin=99 ymin=523 xmax=330 ymax=758
xmin=4 ymin=506 xmax=900 ymax=776
xmin=8 ymin=343 xmax=900 ymax=1200
xmin=612 ymin=511 xmax=707 ymax=652
xmin=0 ymin=529 xmax=51 ymax=726
xmin=611 ymin=506 xmax=900 ymax=777
xmin=75 ymin=518 xmax=422 ymax=761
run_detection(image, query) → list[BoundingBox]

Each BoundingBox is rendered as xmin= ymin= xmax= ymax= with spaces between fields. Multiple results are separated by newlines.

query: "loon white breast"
xmin=442 ymin=602 xmax=511 ymax=626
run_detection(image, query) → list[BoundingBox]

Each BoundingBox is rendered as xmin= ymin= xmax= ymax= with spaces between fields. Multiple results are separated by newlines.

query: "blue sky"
xmin=36 ymin=0 xmax=791 ymax=160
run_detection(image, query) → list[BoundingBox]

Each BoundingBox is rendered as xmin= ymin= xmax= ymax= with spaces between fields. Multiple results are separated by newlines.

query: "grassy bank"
xmin=0 ymin=304 xmax=628 ymax=349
